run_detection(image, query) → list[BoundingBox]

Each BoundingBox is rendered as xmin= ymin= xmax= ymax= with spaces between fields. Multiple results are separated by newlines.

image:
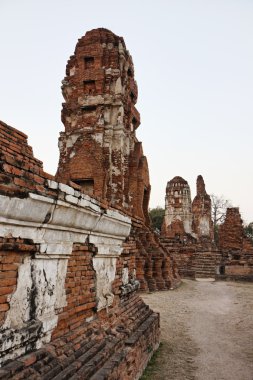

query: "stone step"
xmin=192 ymin=264 xmax=216 ymax=267
xmin=68 ymin=338 xmax=122 ymax=380
xmin=89 ymin=313 xmax=158 ymax=380
xmin=193 ymin=258 xmax=216 ymax=261
xmin=194 ymin=262 xmax=215 ymax=265
xmin=195 ymin=269 xmax=215 ymax=273
xmin=51 ymin=339 xmax=111 ymax=380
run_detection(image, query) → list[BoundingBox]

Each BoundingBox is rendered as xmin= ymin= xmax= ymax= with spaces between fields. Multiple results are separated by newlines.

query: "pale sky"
xmin=0 ymin=0 xmax=252 ymax=222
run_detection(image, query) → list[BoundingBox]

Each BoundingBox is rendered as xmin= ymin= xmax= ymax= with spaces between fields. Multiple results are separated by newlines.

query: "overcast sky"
xmin=1 ymin=0 xmax=252 ymax=222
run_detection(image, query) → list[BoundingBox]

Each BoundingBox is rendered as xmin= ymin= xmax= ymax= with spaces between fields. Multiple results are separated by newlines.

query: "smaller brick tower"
xmin=192 ymin=175 xmax=213 ymax=240
xmin=219 ymin=207 xmax=244 ymax=250
xmin=218 ymin=207 xmax=253 ymax=278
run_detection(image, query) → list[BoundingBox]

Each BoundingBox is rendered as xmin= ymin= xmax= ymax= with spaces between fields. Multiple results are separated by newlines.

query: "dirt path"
xmin=140 ymin=280 xmax=253 ymax=380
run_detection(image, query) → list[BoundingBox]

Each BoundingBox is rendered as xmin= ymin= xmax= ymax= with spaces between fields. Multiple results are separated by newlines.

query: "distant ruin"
xmin=162 ymin=175 xmax=213 ymax=241
xmin=162 ymin=176 xmax=193 ymax=238
xmin=192 ymin=175 xmax=213 ymax=240
xmin=160 ymin=175 xmax=253 ymax=281
xmin=160 ymin=175 xmax=216 ymax=279
xmin=0 ymin=28 xmax=179 ymax=379
xmin=218 ymin=207 xmax=253 ymax=279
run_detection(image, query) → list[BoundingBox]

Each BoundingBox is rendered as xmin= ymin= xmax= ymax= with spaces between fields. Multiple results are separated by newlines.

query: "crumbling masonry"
xmin=218 ymin=207 xmax=253 ymax=280
xmin=161 ymin=175 xmax=217 ymax=279
xmin=161 ymin=176 xmax=253 ymax=281
xmin=56 ymin=28 xmax=180 ymax=292
xmin=0 ymin=28 xmax=179 ymax=379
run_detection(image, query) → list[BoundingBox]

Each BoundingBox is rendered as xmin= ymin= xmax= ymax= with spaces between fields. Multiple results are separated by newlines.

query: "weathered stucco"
xmin=0 ymin=186 xmax=131 ymax=365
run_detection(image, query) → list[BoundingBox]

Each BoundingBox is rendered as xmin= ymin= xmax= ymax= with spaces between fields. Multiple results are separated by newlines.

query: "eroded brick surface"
xmin=218 ymin=208 xmax=253 ymax=279
xmin=56 ymin=28 xmax=147 ymax=220
xmin=0 ymin=240 xmax=160 ymax=379
xmin=192 ymin=175 xmax=213 ymax=240
xmin=219 ymin=208 xmax=244 ymax=251
xmin=0 ymin=120 xmax=54 ymax=198
xmin=0 ymin=238 xmax=37 ymax=323
xmin=162 ymin=176 xmax=193 ymax=238
xmin=56 ymin=28 xmax=180 ymax=291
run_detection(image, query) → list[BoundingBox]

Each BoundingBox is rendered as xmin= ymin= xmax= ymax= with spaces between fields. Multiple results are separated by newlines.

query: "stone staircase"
xmin=160 ymin=236 xmax=219 ymax=280
xmin=192 ymin=252 xmax=216 ymax=279
xmin=0 ymin=294 xmax=159 ymax=380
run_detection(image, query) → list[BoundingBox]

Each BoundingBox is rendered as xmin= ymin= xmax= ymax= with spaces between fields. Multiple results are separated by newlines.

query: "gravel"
xmin=140 ymin=279 xmax=253 ymax=380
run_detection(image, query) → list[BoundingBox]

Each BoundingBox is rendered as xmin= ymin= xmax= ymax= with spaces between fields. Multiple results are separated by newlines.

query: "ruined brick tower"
xmin=162 ymin=176 xmax=193 ymax=237
xmin=162 ymin=175 xmax=213 ymax=241
xmin=56 ymin=28 xmax=150 ymax=224
xmin=219 ymin=207 xmax=244 ymax=250
xmin=161 ymin=176 xmax=216 ymax=279
xmin=56 ymin=28 xmax=180 ymax=292
xmin=192 ymin=175 xmax=213 ymax=240
xmin=218 ymin=208 xmax=253 ymax=278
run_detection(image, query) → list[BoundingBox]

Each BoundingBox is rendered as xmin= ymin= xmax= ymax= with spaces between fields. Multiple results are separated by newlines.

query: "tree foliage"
xmin=149 ymin=207 xmax=165 ymax=231
xmin=244 ymin=222 xmax=253 ymax=241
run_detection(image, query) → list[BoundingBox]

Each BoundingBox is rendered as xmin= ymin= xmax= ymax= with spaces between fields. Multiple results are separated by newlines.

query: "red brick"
xmin=0 ymin=303 xmax=9 ymax=312
xmin=0 ymin=271 xmax=17 ymax=278
xmin=19 ymin=353 xmax=37 ymax=367
xmin=0 ymin=295 xmax=8 ymax=304
xmin=2 ymin=263 xmax=19 ymax=271
xmin=0 ymin=286 xmax=15 ymax=295
xmin=0 ymin=278 xmax=17 ymax=287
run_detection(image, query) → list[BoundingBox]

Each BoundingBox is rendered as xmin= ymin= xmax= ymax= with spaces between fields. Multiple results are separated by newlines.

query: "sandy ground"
xmin=140 ymin=279 xmax=253 ymax=380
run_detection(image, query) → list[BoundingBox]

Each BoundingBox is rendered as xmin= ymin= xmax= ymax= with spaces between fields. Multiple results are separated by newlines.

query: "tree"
xmin=244 ymin=222 xmax=253 ymax=241
xmin=210 ymin=194 xmax=232 ymax=226
xmin=210 ymin=194 xmax=232 ymax=244
xmin=149 ymin=207 xmax=165 ymax=232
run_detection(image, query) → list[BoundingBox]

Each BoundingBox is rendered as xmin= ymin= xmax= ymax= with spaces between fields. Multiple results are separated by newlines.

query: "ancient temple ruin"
xmin=162 ymin=176 xmax=193 ymax=238
xmin=161 ymin=176 xmax=253 ymax=281
xmin=1 ymin=26 xmax=252 ymax=380
xmin=218 ymin=207 xmax=253 ymax=279
xmin=162 ymin=175 xmax=213 ymax=241
xmin=56 ymin=28 xmax=147 ymax=220
xmin=56 ymin=28 xmax=180 ymax=292
xmin=0 ymin=28 xmax=180 ymax=379
xmin=161 ymin=175 xmax=217 ymax=279
xmin=192 ymin=175 xmax=213 ymax=241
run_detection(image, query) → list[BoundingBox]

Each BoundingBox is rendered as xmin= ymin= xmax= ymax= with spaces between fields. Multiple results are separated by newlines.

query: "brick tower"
xmin=56 ymin=28 xmax=150 ymax=224
xmin=163 ymin=176 xmax=193 ymax=237
xmin=56 ymin=28 xmax=180 ymax=291
xmin=192 ymin=175 xmax=213 ymax=240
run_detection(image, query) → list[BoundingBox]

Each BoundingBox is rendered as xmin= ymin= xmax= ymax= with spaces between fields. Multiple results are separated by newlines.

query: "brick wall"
xmin=0 ymin=120 xmax=55 ymax=198
xmin=0 ymin=116 xmax=161 ymax=378
xmin=51 ymin=243 xmax=97 ymax=341
xmin=0 ymin=238 xmax=36 ymax=326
